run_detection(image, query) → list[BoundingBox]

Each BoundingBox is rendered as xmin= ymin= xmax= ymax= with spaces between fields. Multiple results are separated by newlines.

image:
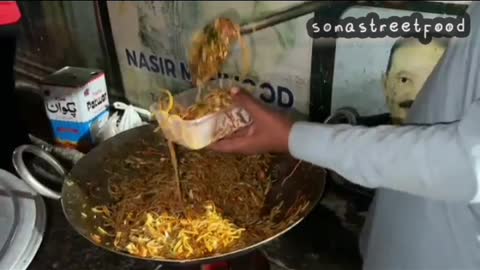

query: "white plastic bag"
xmin=96 ymin=112 xmax=120 ymax=142
xmin=118 ymin=105 xmax=144 ymax=132
xmin=95 ymin=103 xmax=150 ymax=143
xmin=113 ymin=102 xmax=153 ymax=121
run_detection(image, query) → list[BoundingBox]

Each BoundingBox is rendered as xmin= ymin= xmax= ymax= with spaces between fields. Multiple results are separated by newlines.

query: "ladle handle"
xmin=12 ymin=144 xmax=66 ymax=199
xmin=239 ymin=1 xmax=354 ymax=35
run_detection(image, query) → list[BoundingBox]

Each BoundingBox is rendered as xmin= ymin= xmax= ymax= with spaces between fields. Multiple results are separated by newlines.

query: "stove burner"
xmin=201 ymin=261 xmax=229 ymax=270
xmin=161 ymin=251 xmax=270 ymax=270
xmin=203 ymin=251 xmax=269 ymax=270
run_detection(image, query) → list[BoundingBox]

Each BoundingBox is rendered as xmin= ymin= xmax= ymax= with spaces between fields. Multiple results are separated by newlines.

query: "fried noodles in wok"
xmin=86 ymin=17 xmax=306 ymax=261
xmin=90 ymin=143 xmax=309 ymax=260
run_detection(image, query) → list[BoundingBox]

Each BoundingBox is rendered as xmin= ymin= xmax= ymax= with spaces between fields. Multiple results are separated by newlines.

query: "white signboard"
xmin=106 ymin=1 xmax=314 ymax=115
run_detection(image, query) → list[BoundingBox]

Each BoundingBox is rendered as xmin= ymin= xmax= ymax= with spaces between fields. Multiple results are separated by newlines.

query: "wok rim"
xmin=60 ymin=125 xmax=327 ymax=265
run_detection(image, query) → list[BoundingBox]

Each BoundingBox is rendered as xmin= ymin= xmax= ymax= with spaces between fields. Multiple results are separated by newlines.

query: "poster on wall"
xmin=106 ymin=1 xmax=314 ymax=116
xmin=331 ymin=5 xmax=464 ymax=119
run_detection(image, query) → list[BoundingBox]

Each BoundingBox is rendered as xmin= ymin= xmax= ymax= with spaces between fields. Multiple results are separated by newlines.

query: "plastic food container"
xmin=150 ymin=79 xmax=252 ymax=150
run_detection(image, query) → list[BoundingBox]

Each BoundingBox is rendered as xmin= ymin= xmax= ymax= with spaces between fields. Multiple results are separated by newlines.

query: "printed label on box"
xmin=43 ymin=74 xmax=109 ymax=123
xmin=50 ymin=110 xmax=109 ymax=150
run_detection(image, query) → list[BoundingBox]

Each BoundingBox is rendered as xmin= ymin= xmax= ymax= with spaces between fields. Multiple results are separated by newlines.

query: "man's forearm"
xmin=288 ymin=117 xmax=479 ymax=202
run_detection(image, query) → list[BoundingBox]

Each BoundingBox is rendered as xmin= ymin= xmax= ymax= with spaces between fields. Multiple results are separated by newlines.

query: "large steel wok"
xmin=12 ymin=124 xmax=326 ymax=265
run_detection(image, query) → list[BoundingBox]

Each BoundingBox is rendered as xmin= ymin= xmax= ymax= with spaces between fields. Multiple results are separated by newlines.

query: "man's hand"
xmin=209 ymin=87 xmax=294 ymax=155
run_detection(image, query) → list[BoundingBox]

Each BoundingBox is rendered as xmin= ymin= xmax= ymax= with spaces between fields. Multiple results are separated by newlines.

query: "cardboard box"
xmin=41 ymin=66 xmax=110 ymax=152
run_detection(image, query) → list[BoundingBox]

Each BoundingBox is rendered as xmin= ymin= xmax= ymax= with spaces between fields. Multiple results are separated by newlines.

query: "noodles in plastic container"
xmin=149 ymin=79 xmax=253 ymax=150
xmin=150 ymin=17 xmax=253 ymax=150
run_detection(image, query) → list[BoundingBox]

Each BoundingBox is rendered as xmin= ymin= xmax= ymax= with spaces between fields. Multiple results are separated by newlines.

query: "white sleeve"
xmin=288 ymin=98 xmax=480 ymax=203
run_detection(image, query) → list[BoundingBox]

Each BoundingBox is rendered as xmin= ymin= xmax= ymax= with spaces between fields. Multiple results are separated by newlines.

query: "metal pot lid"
xmin=0 ymin=169 xmax=46 ymax=270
